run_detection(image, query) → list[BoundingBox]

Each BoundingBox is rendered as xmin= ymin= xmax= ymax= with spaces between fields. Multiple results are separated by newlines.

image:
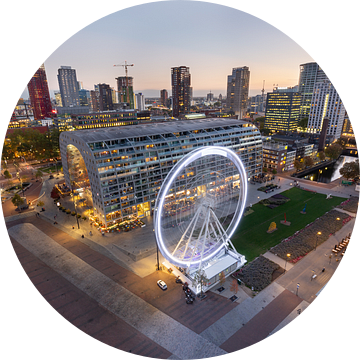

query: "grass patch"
xmin=232 ymin=187 xmax=346 ymax=262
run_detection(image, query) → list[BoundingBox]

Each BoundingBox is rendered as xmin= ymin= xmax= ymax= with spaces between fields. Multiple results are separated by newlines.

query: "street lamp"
xmin=284 ymin=253 xmax=291 ymax=273
xmin=315 ymin=231 xmax=321 ymax=251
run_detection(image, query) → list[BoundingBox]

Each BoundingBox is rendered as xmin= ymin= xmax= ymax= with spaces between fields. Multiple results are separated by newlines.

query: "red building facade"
xmin=27 ymin=64 xmax=53 ymax=120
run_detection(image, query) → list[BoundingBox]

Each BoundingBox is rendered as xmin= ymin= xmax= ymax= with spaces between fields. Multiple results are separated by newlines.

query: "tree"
xmin=304 ymin=156 xmax=314 ymax=168
xmin=35 ymin=170 xmax=43 ymax=179
xmin=219 ymin=271 xmax=226 ymax=287
xmin=335 ymin=136 xmax=347 ymax=149
xmin=11 ymin=193 xmax=24 ymax=210
xmin=230 ymin=279 xmax=239 ymax=294
xmin=272 ymin=169 xmax=277 ymax=175
xmin=325 ymin=143 xmax=343 ymax=160
xmin=50 ymin=186 xmax=60 ymax=199
xmin=317 ymin=151 xmax=326 ymax=161
xmin=298 ymin=117 xmax=308 ymax=132
xmin=339 ymin=159 xmax=359 ymax=180
xmin=294 ymin=160 xmax=303 ymax=171
xmin=4 ymin=170 xmax=12 ymax=179
xmin=263 ymin=167 xmax=268 ymax=173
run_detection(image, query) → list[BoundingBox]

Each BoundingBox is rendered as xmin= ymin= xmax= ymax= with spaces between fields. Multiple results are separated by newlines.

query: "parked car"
xmin=157 ymin=280 xmax=167 ymax=290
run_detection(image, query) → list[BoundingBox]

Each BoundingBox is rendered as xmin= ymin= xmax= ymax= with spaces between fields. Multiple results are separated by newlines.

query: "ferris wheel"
xmin=154 ymin=146 xmax=248 ymax=271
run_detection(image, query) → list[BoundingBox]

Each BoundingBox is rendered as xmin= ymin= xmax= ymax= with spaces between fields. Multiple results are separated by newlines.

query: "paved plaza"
xmin=2 ymin=172 xmax=358 ymax=359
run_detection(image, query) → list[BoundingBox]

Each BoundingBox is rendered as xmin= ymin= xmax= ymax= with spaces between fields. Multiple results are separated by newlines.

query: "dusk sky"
xmin=21 ymin=1 xmax=313 ymax=98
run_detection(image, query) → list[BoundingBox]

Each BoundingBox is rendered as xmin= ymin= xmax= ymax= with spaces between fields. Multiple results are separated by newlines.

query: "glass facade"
xmin=264 ymin=89 xmax=301 ymax=132
xmin=60 ymin=119 xmax=262 ymax=227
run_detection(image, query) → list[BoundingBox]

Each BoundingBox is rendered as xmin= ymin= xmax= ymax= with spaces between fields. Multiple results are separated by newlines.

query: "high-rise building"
xmin=79 ymin=89 xmax=90 ymax=107
xmin=298 ymin=62 xmax=328 ymax=121
xmin=171 ymin=66 xmax=191 ymax=117
xmin=342 ymin=112 xmax=354 ymax=137
xmin=116 ymin=76 xmax=134 ymax=108
xmin=98 ymin=83 xmax=114 ymax=111
xmin=57 ymin=66 xmax=80 ymax=107
xmin=264 ymin=87 xmax=301 ymax=133
xmin=207 ymin=91 xmax=214 ymax=102
xmin=54 ymin=91 xmax=63 ymax=107
xmin=90 ymin=90 xmax=99 ymax=112
xmin=27 ymin=64 xmax=53 ymax=120
xmin=226 ymin=66 xmax=250 ymax=119
xmin=306 ymin=80 xmax=346 ymax=139
xmin=135 ymin=93 xmax=145 ymax=111
xmin=160 ymin=89 xmax=168 ymax=106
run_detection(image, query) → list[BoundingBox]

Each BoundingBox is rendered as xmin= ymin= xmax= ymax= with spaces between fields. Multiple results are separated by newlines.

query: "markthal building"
xmin=59 ymin=118 xmax=262 ymax=228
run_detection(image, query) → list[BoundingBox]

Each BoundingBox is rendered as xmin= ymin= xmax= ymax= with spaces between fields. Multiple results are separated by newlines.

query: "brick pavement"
xmin=11 ymin=238 xmax=172 ymax=358
xmin=219 ymin=289 xmax=302 ymax=352
xmin=8 ymin=221 xmax=228 ymax=359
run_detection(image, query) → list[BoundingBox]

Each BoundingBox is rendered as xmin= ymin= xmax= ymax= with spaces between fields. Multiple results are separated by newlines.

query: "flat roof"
xmin=61 ymin=118 xmax=253 ymax=143
xmin=203 ymin=254 xmax=239 ymax=280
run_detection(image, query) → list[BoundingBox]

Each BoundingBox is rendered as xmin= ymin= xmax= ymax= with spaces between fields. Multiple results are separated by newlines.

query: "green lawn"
xmin=232 ymin=187 xmax=346 ymax=262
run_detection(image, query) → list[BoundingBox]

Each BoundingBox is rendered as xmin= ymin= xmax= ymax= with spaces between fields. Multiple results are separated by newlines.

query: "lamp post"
xmin=284 ymin=253 xmax=291 ymax=273
xmin=315 ymin=231 xmax=321 ymax=251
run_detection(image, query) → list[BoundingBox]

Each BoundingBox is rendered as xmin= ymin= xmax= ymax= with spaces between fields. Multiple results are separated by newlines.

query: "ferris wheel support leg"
xmin=175 ymin=205 xmax=202 ymax=260
xmin=188 ymin=206 xmax=210 ymax=265
xmin=198 ymin=207 xmax=211 ymax=270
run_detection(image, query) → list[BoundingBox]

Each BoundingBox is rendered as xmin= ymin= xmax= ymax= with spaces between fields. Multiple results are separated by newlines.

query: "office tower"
xmin=298 ymin=62 xmax=328 ymax=120
xmin=57 ymin=66 xmax=80 ymax=107
xmin=218 ymin=94 xmax=223 ymax=101
xmin=342 ymin=112 xmax=353 ymax=137
xmin=207 ymin=91 xmax=214 ymax=102
xmin=116 ymin=76 xmax=134 ymax=108
xmin=27 ymin=63 xmax=53 ymax=120
xmin=264 ymin=87 xmax=301 ymax=133
xmin=160 ymin=89 xmax=168 ymax=106
xmin=226 ymin=66 xmax=250 ymax=119
xmin=306 ymin=80 xmax=346 ymax=139
xmin=98 ymin=83 xmax=114 ymax=111
xmin=171 ymin=66 xmax=191 ymax=117
xmin=135 ymin=93 xmax=145 ymax=111
xmin=79 ymin=89 xmax=90 ymax=106
xmin=90 ymin=90 xmax=99 ymax=112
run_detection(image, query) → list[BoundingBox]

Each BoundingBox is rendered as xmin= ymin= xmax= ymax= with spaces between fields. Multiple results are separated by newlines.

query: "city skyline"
xmin=20 ymin=1 xmax=314 ymax=100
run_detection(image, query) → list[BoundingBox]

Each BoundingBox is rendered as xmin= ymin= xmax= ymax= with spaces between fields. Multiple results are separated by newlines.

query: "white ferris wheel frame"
xmin=154 ymin=146 xmax=248 ymax=268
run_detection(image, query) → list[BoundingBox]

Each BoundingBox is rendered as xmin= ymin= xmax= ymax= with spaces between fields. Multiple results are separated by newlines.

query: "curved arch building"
xmin=59 ymin=118 xmax=262 ymax=227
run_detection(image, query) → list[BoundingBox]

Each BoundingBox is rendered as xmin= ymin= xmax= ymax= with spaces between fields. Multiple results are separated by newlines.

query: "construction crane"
xmin=113 ymin=60 xmax=134 ymax=79
xmin=113 ymin=61 xmax=134 ymax=105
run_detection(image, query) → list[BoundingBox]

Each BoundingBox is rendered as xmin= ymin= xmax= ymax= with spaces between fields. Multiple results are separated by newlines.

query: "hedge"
xmin=270 ymin=210 xmax=351 ymax=262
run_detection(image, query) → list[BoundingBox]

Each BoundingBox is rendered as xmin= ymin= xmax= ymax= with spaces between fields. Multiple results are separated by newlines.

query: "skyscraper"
xmin=57 ymin=66 xmax=80 ymax=107
xmin=160 ymin=89 xmax=168 ymax=106
xmin=298 ymin=62 xmax=328 ymax=120
xmin=135 ymin=93 xmax=145 ymax=111
xmin=226 ymin=66 xmax=250 ymax=119
xmin=116 ymin=76 xmax=134 ymax=108
xmin=306 ymin=80 xmax=346 ymax=139
xmin=171 ymin=66 xmax=191 ymax=117
xmin=98 ymin=83 xmax=114 ymax=111
xmin=264 ymin=87 xmax=301 ymax=133
xmin=27 ymin=64 xmax=53 ymax=120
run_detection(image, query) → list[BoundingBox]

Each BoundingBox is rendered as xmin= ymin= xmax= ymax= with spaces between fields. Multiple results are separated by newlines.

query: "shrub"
xmin=270 ymin=210 xmax=350 ymax=261
xmin=71 ymin=211 xmax=76 ymax=216
xmin=82 ymin=216 xmax=87 ymax=220
xmin=337 ymin=197 xmax=358 ymax=213
xmin=236 ymin=256 xmax=279 ymax=291
xmin=66 ymin=209 xmax=71 ymax=214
